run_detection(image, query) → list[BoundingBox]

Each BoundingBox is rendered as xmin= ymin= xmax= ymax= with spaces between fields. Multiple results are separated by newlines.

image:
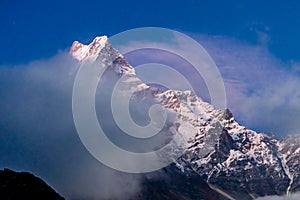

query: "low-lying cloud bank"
xmin=0 ymin=52 xmax=142 ymax=199
xmin=256 ymin=193 xmax=300 ymax=200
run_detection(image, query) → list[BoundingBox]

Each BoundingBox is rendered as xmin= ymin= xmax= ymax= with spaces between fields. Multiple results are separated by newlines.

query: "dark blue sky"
xmin=1 ymin=1 xmax=300 ymax=196
xmin=1 ymin=0 xmax=300 ymax=65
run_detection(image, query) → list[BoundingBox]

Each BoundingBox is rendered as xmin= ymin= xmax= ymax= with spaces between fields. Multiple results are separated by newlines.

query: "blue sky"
xmin=0 ymin=1 xmax=300 ymax=142
xmin=1 ymin=1 xmax=300 ymax=198
xmin=1 ymin=0 xmax=300 ymax=65
xmin=1 ymin=1 xmax=300 ymax=139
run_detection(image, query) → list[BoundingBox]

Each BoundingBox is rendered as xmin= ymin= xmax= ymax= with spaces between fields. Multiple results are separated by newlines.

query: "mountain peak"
xmin=69 ymin=35 xmax=300 ymax=199
xmin=70 ymin=36 xmax=108 ymax=62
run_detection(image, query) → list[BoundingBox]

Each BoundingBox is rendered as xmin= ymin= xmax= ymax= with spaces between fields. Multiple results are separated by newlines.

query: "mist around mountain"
xmin=0 ymin=35 xmax=300 ymax=200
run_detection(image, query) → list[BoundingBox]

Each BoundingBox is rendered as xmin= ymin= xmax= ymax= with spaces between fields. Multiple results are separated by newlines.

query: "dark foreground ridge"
xmin=0 ymin=168 xmax=64 ymax=200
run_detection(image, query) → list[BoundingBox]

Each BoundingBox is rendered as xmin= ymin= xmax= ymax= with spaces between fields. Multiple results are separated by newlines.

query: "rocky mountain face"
xmin=70 ymin=36 xmax=300 ymax=200
xmin=133 ymin=164 xmax=224 ymax=200
xmin=155 ymin=90 xmax=296 ymax=199
xmin=0 ymin=168 xmax=64 ymax=200
xmin=278 ymin=136 xmax=300 ymax=194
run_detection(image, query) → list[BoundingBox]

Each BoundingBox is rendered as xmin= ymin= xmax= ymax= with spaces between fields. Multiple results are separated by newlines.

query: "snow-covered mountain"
xmin=70 ymin=36 xmax=300 ymax=200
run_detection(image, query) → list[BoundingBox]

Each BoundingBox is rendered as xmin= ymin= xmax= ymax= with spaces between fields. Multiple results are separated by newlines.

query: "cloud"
xmin=291 ymin=61 xmax=300 ymax=74
xmin=1 ymin=32 xmax=300 ymax=199
xmin=255 ymin=30 xmax=270 ymax=46
xmin=194 ymin=34 xmax=300 ymax=137
xmin=0 ymin=52 xmax=143 ymax=199
xmin=256 ymin=193 xmax=300 ymax=200
xmin=249 ymin=23 xmax=271 ymax=46
xmin=120 ymin=33 xmax=300 ymax=138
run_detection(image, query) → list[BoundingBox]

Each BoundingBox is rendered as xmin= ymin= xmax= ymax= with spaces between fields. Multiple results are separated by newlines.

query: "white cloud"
xmin=0 ymin=52 xmax=143 ymax=199
xmin=121 ymin=33 xmax=300 ymax=138
xmin=1 ymin=33 xmax=300 ymax=199
xmin=118 ymin=34 xmax=300 ymax=137
xmin=256 ymin=193 xmax=300 ymax=200
xmin=194 ymin=34 xmax=300 ymax=137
